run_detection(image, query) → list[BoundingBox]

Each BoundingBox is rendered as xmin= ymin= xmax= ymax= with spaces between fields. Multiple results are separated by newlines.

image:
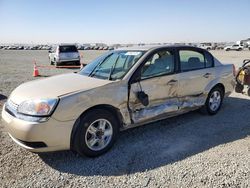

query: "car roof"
xmin=115 ymin=45 xmax=204 ymax=52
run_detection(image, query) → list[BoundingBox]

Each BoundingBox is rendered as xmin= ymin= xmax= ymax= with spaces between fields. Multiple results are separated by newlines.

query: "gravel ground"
xmin=0 ymin=49 xmax=250 ymax=187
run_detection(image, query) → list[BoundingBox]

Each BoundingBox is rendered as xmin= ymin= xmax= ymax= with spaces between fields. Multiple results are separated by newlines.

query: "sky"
xmin=0 ymin=0 xmax=250 ymax=44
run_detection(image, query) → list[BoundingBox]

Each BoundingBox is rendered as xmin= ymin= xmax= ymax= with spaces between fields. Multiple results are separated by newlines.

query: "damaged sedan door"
xmin=176 ymin=48 xmax=215 ymax=109
xmin=128 ymin=48 xmax=179 ymax=124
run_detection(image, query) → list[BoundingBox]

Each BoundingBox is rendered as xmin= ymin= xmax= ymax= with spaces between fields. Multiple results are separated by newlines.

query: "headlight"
xmin=17 ymin=98 xmax=58 ymax=116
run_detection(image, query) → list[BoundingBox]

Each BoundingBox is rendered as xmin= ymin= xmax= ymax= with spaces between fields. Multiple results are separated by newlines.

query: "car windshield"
xmin=79 ymin=50 xmax=145 ymax=80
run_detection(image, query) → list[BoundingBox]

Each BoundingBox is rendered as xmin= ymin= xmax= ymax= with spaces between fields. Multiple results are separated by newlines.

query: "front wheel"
xmin=201 ymin=87 xmax=224 ymax=115
xmin=72 ymin=109 xmax=119 ymax=157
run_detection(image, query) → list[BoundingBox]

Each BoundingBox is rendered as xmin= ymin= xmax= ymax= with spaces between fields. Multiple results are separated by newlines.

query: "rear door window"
xmin=179 ymin=50 xmax=205 ymax=71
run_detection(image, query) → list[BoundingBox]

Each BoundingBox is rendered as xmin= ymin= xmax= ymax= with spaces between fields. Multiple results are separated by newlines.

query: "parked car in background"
xmin=224 ymin=44 xmax=243 ymax=51
xmin=77 ymin=45 xmax=85 ymax=50
xmin=41 ymin=46 xmax=52 ymax=50
xmin=215 ymin=45 xmax=225 ymax=50
xmin=108 ymin=46 xmax=115 ymax=50
xmin=2 ymin=45 xmax=234 ymax=157
xmin=48 ymin=44 xmax=80 ymax=66
xmin=103 ymin=46 xmax=109 ymax=50
xmin=84 ymin=46 xmax=91 ymax=50
xmin=18 ymin=46 xmax=24 ymax=50
xmin=199 ymin=44 xmax=212 ymax=50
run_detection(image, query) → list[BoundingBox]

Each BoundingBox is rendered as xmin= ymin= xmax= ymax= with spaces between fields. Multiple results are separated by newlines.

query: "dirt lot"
xmin=0 ymin=49 xmax=250 ymax=187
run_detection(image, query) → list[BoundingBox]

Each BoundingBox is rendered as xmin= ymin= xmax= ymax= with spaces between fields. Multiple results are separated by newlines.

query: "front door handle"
xmin=167 ymin=79 xmax=178 ymax=85
xmin=203 ymin=73 xmax=212 ymax=78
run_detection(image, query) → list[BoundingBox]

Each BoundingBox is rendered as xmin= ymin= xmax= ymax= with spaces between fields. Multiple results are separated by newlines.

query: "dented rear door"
xmin=176 ymin=49 xmax=215 ymax=109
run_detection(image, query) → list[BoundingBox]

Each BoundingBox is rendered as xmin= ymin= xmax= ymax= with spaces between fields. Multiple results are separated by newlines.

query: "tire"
xmin=72 ymin=109 xmax=119 ymax=157
xmin=235 ymin=83 xmax=244 ymax=93
xmin=50 ymin=60 xmax=54 ymax=65
xmin=201 ymin=86 xmax=224 ymax=115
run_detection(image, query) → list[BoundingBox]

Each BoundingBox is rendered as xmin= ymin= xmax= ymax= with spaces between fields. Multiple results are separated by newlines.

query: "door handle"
xmin=167 ymin=79 xmax=178 ymax=85
xmin=203 ymin=73 xmax=212 ymax=78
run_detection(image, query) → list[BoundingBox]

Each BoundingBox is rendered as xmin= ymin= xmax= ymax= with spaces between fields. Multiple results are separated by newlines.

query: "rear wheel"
xmin=201 ymin=86 xmax=224 ymax=115
xmin=72 ymin=109 xmax=119 ymax=157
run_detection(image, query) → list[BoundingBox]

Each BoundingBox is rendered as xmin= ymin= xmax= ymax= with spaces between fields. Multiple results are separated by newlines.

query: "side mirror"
xmin=136 ymin=91 xmax=149 ymax=106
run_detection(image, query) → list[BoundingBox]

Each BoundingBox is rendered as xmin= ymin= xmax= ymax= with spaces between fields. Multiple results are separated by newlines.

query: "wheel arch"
xmin=211 ymin=83 xmax=225 ymax=94
xmin=207 ymin=83 xmax=225 ymax=97
xmin=70 ymin=104 xmax=124 ymax=151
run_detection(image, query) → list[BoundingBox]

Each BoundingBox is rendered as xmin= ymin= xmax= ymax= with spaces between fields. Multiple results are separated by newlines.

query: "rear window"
xmin=59 ymin=45 xmax=78 ymax=53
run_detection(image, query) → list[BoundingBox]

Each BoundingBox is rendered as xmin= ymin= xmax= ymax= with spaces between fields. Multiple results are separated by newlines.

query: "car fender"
xmin=51 ymin=80 xmax=131 ymax=126
xmin=204 ymin=77 xmax=222 ymax=95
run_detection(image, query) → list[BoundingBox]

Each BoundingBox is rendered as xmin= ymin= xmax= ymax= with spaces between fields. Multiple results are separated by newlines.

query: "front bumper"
xmin=1 ymin=104 xmax=75 ymax=152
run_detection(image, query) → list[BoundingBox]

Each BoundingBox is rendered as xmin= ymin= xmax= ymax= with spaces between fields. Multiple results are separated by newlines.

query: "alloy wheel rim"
xmin=209 ymin=91 xmax=221 ymax=111
xmin=85 ymin=119 xmax=113 ymax=151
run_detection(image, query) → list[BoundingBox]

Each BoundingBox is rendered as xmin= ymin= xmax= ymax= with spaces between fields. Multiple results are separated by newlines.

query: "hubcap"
xmin=85 ymin=119 xmax=113 ymax=151
xmin=209 ymin=91 xmax=221 ymax=111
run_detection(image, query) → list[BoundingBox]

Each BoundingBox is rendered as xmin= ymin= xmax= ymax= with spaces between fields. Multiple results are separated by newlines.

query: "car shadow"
xmin=39 ymin=96 xmax=250 ymax=176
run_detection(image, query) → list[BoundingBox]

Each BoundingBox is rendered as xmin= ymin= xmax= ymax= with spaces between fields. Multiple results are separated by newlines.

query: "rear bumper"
xmin=56 ymin=58 xmax=80 ymax=64
xmin=58 ymin=58 xmax=80 ymax=62
xmin=1 ymin=104 xmax=75 ymax=152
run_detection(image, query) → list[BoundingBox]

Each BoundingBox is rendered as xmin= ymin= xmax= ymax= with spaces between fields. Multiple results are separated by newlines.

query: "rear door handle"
xmin=167 ymin=79 xmax=178 ymax=85
xmin=203 ymin=73 xmax=212 ymax=78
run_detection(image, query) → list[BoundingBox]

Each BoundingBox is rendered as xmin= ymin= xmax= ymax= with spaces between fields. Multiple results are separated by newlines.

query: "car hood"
xmin=9 ymin=73 xmax=111 ymax=105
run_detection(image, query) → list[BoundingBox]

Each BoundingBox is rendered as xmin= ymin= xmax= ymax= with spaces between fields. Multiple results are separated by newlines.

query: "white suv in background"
xmin=224 ymin=44 xmax=243 ymax=51
xmin=199 ymin=44 xmax=212 ymax=50
xmin=49 ymin=44 xmax=80 ymax=66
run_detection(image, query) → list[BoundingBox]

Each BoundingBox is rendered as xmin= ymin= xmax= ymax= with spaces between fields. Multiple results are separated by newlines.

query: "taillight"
xmin=56 ymin=48 xmax=59 ymax=56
